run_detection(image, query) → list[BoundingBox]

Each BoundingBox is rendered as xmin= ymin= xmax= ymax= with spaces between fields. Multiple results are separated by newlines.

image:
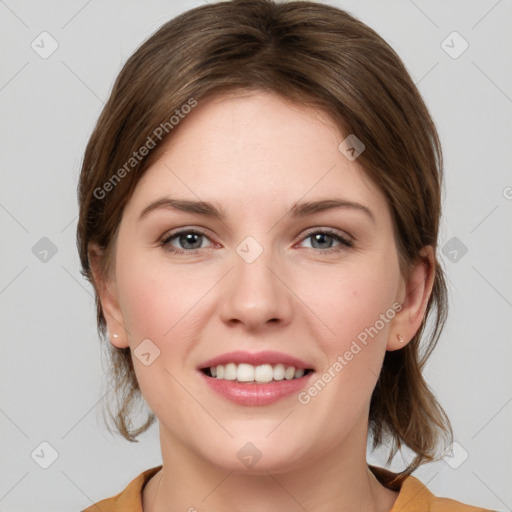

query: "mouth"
xmin=200 ymin=363 xmax=314 ymax=383
xmin=197 ymin=351 xmax=315 ymax=406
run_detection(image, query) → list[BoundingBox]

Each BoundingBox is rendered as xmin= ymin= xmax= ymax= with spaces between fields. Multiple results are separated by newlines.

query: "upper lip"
xmin=199 ymin=351 xmax=314 ymax=370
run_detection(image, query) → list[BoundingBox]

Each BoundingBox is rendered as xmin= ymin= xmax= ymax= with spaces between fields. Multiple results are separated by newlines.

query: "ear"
xmin=88 ymin=242 xmax=129 ymax=349
xmin=387 ymin=245 xmax=436 ymax=351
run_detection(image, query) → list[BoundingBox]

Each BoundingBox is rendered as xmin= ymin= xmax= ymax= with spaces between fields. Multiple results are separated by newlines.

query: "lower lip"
xmin=199 ymin=371 xmax=314 ymax=406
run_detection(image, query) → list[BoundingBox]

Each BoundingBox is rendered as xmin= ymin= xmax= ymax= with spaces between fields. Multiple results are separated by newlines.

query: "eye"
xmin=160 ymin=227 xmax=353 ymax=255
xmin=297 ymin=229 xmax=353 ymax=252
xmin=161 ymin=229 xmax=214 ymax=254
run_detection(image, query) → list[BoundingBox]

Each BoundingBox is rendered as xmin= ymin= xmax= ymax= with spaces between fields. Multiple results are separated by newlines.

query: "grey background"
xmin=1 ymin=0 xmax=511 ymax=510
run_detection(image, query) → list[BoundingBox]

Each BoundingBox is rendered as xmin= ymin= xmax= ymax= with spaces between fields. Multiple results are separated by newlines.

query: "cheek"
xmin=118 ymin=272 xmax=173 ymax=341
xmin=114 ymin=257 xmax=201 ymax=414
xmin=116 ymin=246 xmax=207 ymax=341
xmin=290 ymin=260 xmax=400 ymax=435
xmin=301 ymin=258 xmax=399 ymax=340
xmin=296 ymin=253 xmax=400 ymax=387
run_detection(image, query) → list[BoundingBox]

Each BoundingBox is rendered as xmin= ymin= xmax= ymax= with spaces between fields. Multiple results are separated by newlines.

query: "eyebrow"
xmin=138 ymin=197 xmax=375 ymax=223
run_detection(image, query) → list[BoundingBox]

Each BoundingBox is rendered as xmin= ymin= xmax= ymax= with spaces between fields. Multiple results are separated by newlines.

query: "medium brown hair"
xmin=77 ymin=0 xmax=452 ymax=484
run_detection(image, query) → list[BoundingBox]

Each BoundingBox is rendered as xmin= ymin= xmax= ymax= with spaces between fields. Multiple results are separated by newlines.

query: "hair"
xmin=77 ymin=0 xmax=452 ymax=485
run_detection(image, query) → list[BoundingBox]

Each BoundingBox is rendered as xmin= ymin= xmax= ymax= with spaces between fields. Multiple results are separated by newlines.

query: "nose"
xmin=218 ymin=241 xmax=294 ymax=332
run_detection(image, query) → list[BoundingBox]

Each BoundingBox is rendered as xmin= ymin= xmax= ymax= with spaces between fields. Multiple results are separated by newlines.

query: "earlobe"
xmin=88 ymin=243 xmax=129 ymax=349
xmin=387 ymin=246 xmax=435 ymax=351
xmin=108 ymin=330 xmax=128 ymax=349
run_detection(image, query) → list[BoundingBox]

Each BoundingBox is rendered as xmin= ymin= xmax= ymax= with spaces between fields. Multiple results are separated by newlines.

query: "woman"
xmin=77 ymin=0 xmax=493 ymax=510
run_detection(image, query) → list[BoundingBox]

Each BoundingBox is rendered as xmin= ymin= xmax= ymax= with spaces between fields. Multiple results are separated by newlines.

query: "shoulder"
xmin=81 ymin=466 xmax=162 ymax=512
xmin=83 ymin=464 xmax=494 ymax=512
xmin=396 ymin=474 xmax=495 ymax=511
xmin=370 ymin=465 xmax=495 ymax=512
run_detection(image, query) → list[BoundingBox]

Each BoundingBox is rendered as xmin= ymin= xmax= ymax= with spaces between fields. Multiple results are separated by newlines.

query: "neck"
xmin=143 ymin=422 xmax=398 ymax=512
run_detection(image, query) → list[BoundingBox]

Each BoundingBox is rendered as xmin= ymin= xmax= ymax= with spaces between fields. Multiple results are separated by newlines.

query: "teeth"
xmin=284 ymin=366 xmax=295 ymax=380
xmin=237 ymin=363 xmax=254 ymax=382
xmin=273 ymin=363 xmax=285 ymax=380
xmin=224 ymin=363 xmax=237 ymax=380
xmin=254 ymin=364 xmax=273 ymax=383
xmin=211 ymin=363 xmax=309 ymax=382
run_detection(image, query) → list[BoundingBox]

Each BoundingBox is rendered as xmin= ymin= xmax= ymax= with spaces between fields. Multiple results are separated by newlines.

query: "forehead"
xmin=124 ymin=91 xmax=388 ymax=221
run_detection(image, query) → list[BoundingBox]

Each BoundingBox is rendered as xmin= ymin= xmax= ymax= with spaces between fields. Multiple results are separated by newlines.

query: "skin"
xmin=90 ymin=91 xmax=435 ymax=512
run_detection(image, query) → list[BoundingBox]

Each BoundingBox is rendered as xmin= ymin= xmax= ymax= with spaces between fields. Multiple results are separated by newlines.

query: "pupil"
xmin=181 ymin=233 xmax=201 ymax=249
xmin=312 ymin=233 xmax=332 ymax=249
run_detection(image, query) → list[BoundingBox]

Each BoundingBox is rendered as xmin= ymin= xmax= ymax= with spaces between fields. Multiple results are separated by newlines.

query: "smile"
xmin=198 ymin=351 xmax=315 ymax=406
xmin=202 ymin=363 xmax=313 ymax=383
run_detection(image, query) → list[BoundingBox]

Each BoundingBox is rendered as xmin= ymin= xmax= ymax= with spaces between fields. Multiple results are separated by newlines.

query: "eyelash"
xmin=160 ymin=228 xmax=353 ymax=255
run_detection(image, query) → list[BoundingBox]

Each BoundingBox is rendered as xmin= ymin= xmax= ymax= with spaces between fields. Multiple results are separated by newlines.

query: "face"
xmin=97 ymin=91 xmax=420 ymax=474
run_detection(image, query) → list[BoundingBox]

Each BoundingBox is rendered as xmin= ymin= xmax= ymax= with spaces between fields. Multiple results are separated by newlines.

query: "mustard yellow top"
xmin=82 ymin=465 xmax=493 ymax=511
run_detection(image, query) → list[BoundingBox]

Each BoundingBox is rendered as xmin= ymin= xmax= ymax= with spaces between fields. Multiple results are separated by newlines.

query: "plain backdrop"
xmin=1 ymin=0 xmax=511 ymax=511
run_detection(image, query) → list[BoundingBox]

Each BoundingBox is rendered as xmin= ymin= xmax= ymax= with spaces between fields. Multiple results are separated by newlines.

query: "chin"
xmin=193 ymin=434 xmax=313 ymax=475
